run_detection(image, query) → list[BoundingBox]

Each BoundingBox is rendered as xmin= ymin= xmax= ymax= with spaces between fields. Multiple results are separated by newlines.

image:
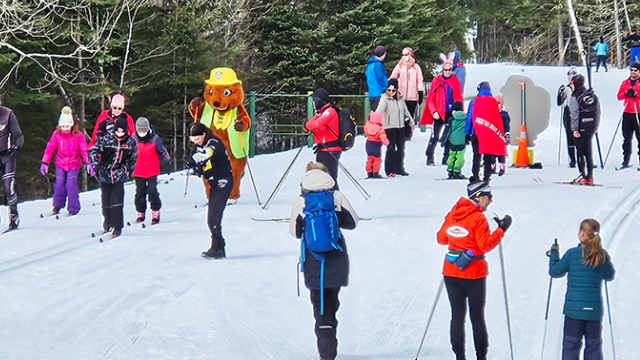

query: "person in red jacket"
xmin=89 ymin=94 xmax=135 ymax=147
xmin=363 ymin=111 xmax=389 ymax=178
xmin=305 ymin=88 xmax=341 ymax=188
xmin=132 ymin=117 xmax=170 ymax=224
xmin=616 ymin=62 xmax=640 ymax=168
xmin=421 ymin=54 xmax=463 ymax=166
xmin=437 ymin=180 xmax=511 ymax=360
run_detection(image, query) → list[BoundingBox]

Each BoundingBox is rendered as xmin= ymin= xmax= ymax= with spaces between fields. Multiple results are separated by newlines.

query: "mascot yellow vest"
xmin=200 ymin=103 xmax=250 ymax=159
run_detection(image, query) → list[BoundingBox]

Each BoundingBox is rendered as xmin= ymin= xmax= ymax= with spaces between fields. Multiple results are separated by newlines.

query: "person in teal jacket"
xmin=592 ymin=37 xmax=608 ymax=72
xmin=549 ymin=218 xmax=615 ymax=360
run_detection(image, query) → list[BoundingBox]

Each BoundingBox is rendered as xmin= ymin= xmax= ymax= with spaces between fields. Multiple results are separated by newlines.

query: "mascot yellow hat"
xmin=205 ymin=68 xmax=242 ymax=86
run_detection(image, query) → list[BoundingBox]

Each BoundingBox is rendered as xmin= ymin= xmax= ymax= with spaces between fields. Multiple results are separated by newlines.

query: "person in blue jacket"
xmin=592 ymin=37 xmax=608 ymax=72
xmin=549 ymin=218 xmax=615 ymax=360
xmin=451 ymin=50 xmax=467 ymax=95
xmin=365 ymin=45 xmax=388 ymax=111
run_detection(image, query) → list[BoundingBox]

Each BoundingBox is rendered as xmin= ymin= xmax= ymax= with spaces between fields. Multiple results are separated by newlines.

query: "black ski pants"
xmin=100 ymin=182 xmax=124 ymax=231
xmin=134 ymin=176 xmax=161 ymax=213
xmin=310 ymin=287 xmax=341 ymax=360
xmin=426 ymin=116 xmax=451 ymax=161
xmin=207 ymin=176 xmax=232 ymax=252
xmin=563 ymin=108 xmax=576 ymax=163
xmin=384 ymin=127 xmax=406 ymax=175
xmin=562 ymin=315 xmax=603 ymax=360
xmin=444 ymin=276 xmax=488 ymax=360
xmin=470 ymin=135 xmax=493 ymax=182
xmin=575 ymin=131 xmax=594 ymax=178
xmin=405 ymin=100 xmax=418 ymax=140
xmin=0 ymin=155 xmax=17 ymax=215
xmin=621 ymin=112 xmax=640 ymax=166
xmin=316 ymin=151 xmax=340 ymax=190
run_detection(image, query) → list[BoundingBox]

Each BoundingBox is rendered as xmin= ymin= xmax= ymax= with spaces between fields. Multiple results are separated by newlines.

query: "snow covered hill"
xmin=0 ymin=63 xmax=637 ymax=360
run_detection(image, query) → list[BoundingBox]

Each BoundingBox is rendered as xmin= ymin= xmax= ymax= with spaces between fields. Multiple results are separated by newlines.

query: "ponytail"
xmin=580 ymin=218 xmax=606 ymax=268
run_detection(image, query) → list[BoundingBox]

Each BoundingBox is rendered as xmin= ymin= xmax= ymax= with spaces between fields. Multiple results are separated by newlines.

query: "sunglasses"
xmin=631 ymin=69 xmax=639 ymax=73
xmin=443 ymin=68 xmax=453 ymax=72
xmin=111 ymin=106 xmax=123 ymax=111
xmin=386 ymin=88 xmax=396 ymax=92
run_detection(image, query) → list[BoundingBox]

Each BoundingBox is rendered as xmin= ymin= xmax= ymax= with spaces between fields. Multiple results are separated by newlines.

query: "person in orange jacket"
xmin=363 ymin=112 xmax=389 ymax=178
xmin=436 ymin=179 xmax=512 ymax=360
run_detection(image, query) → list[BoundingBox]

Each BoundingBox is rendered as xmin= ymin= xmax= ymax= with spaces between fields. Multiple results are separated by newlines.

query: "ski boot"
xmin=371 ymin=172 xmax=383 ymax=179
xmin=136 ymin=212 xmax=145 ymax=223
xmin=499 ymin=163 xmax=506 ymax=176
xmin=426 ymin=155 xmax=435 ymax=166
xmin=202 ymin=247 xmax=226 ymax=259
xmin=52 ymin=207 xmax=61 ymax=215
xmin=227 ymin=199 xmax=238 ymax=206
xmin=572 ymin=173 xmax=585 ymax=184
xmin=448 ymin=171 xmax=454 ymax=179
xmin=366 ymin=172 xmax=373 ymax=178
xmin=151 ymin=210 xmax=160 ymax=225
xmin=112 ymin=228 xmax=122 ymax=238
xmin=8 ymin=213 xmax=19 ymax=230
xmin=452 ymin=172 xmax=467 ymax=179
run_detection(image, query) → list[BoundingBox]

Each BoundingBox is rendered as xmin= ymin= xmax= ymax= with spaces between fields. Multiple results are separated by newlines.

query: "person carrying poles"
xmin=616 ymin=62 xmax=640 ymax=169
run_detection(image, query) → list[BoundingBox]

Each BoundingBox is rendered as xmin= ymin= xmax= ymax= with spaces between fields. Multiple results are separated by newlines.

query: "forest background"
xmin=0 ymin=0 xmax=638 ymax=201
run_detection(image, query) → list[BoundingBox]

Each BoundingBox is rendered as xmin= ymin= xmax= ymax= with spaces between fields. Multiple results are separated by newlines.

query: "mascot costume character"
xmin=189 ymin=68 xmax=251 ymax=204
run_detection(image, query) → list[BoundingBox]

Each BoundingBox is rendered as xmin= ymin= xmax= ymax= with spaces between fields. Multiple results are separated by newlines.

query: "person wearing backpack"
xmin=305 ymin=88 xmax=341 ymax=188
xmin=375 ymin=78 xmax=413 ymax=177
xmin=437 ymin=179 xmax=511 ymax=360
xmin=569 ymin=74 xmax=600 ymax=184
xmin=289 ymin=162 xmax=359 ymax=360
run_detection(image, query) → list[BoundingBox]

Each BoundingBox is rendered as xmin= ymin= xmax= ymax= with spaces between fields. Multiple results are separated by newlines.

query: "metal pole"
xmin=414 ymin=278 xmax=445 ymax=360
xmin=604 ymin=112 xmax=623 ymax=168
xmin=249 ymin=91 xmax=256 ymax=157
xmin=604 ymin=282 xmax=617 ymax=360
xmin=558 ymin=106 xmax=564 ymax=165
xmin=499 ymin=242 xmax=515 ymax=360
xmin=540 ymin=239 xmax=557 ymax=360
xmin=261 ymin=145 xmax=305 ymax=211
xmin=595 ymin=132 xmax=604 ymax=169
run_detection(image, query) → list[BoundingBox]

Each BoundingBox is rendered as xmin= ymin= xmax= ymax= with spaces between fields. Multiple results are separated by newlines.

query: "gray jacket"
xmin=569 ymin=88 xmax=601 ymax=132
xmin=375 ymin=95 xmax=413 ymax=129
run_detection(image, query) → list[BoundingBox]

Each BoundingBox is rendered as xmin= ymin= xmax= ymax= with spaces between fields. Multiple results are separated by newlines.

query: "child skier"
xmin=88 ymin=117 xmax=137 ymax=238
xmin=493 ymin=95 xmax=511 ymax=176
xmin=363 ymin=111 xmax=389 ymax=178
xmin=131 ymin=117 xmax=170 ymax=224
xmin=442 ymin=101 xmax=467 ymax=179
xmin=548 ymin=218 xmax=615 ymax=359
xmin=289 ymin=162 xmax=359 ymax=360
xmin=41 ymin=106 xmax=93 ymax=215
xmin=186 ymin=123 xmax=233 ymax=259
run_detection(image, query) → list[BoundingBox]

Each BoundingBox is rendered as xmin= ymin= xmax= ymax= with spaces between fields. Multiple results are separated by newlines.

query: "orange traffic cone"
xmin=514 ymin=124 xmax=529 ymax=167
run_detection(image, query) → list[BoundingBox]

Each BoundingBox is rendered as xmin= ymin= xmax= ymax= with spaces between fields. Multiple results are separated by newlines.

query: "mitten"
xmin=87 ymin=165 xmax=95 ymax=177
xmin=40 ymin=163 xmax=48 ymax=175
xmin=191 ymin=148 xmax=210 ymax=164
xmin=90 ymin=162 xmax=99 ymax=174
xmin=625 ymin=88 xmax=637 ymax=97
xmin=234 ymin=121 xmax=245 ymax=132
xmin=505 ymin=133 xmax=510 ymax=144
xmin=418 ymin=91 xmax=424 ymax=104
xmin=493 ymin=214 xmax=512 ymax=232
xmin=465 ymin=134 xmax=472 ymax=144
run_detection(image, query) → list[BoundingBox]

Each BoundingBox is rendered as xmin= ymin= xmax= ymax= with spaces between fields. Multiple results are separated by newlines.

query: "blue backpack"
xmin=300 ymin=191 xmax=343 ymax=314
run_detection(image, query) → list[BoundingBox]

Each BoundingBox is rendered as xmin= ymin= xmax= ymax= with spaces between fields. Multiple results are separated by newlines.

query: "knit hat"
xmin=452 ymin=101 xmax=464 ymax=111
xmin=110 ymin=94 xmax=125 ymax=109
xmin=114 ymin=117 xmax=128 ymax=133
xmin=189 ymin=122 xmax=208 ymax=137
xmin=312 ymin=88 xmax=330 ymax=109
xmin=58 ymin=106 xmax=74 ymax=127
xmin=467 ymin=179 xmax=492 ymax=198
xmin=477 ymin=81 xmax=491 ymax=92
xmin=373 ymin=45 xmax=386 ymax=57
xmin=567 ymin=67 xmax=578 ymax=78
xmin=631 ymin=62 xmax=640 ymax=71
xmin=136 ymin=117 xmax=150 ymax=133
xmin=402 ymin=47 xmax=414 ymax=57
xmin=572 ymin=74 xmax=585 ymax=88
xmin=387 ymin=78 xmax=399 ymax=89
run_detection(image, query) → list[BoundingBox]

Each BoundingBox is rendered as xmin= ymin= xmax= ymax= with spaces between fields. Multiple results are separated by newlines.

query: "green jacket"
xmin=549 ymin=244 xmax=615 ymax=321
xmin=447 ymin=110 xmax=467 ymax=147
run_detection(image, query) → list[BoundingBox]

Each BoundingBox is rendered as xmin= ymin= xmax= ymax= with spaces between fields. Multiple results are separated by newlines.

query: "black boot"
xmin=426 ymin=155 xmax=435 ymax=166
xmin=448 ymin=171 xmax=454 ymax=179
xmin=8 ymin=213 xmax=19 ymax=229
xmin=366 ymin=172 xmax=373 ymax=178
xmin=568 ymin=146 xmax=576 ymax=168
xmin=202 ymin=248 xmax=226 ymax=259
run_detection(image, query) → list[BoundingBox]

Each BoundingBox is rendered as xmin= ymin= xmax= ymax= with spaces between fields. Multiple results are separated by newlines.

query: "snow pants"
xmin=365 ymin=140 xmax=382 ymax=174
xmin=53 ymin=168 xmax=80 ymax=214
xmin=447 ymin=149 xmax=466 ymax=173
xmin=405 ymin=100 xmax=418 ymax=140
xmin=384 ymin=127 xmax=406 ymax=175
xmin=316 ymin=151 xmax=340 ymax=190
xmin=595 ymin=55 xmax=607 ymax=72
xmin=0 ymin=154 xmax=18 ymax=215
xmin=621 ymin=112 xmax=640 ymax=166
xmin=562 ymin=316 xmax=603 ymax=360
xmin=470 ymin=135 xmax=494 ymax=182
xmin=100 ymin=182 xmax=124 ymax=231
xmin=207 ymin=176 xmax=232 ymax=253
xmin=575 ymin=131 xmax=594 ymax=178
xmin=444 ymin=276 xmax=488 ymax=360
xmin=426 ymin=116 xmax=451 ymax=162
xmin=310 ymin=287 xmax=341 ymax=360
xmin=134 ymin=176 xmax=161 ymax=213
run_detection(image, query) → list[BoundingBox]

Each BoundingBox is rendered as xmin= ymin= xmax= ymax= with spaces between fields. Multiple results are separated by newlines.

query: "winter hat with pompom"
xmin=58 ymin=106 xmax=74 ymax=127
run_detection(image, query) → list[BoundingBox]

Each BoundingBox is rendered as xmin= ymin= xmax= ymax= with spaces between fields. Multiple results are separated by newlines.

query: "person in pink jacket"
xmin=41 ymin=106 xmax=94 ymax=215
xmin=364 ymin=112 xmax=389 ymax=178
xmin=390 ymin=47 xmax=424 ymax=140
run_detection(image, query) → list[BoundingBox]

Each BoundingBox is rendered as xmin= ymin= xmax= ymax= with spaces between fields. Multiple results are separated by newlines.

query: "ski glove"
xmin=493 ymin=214 xmax=512 ymax=232
xmin=418 ymin=91 xmax=424 ymax=105
xmin=625 ymin=88 xmax=637 ymax=97
xmin=87 ymin=165 xmax=95 ymax=177
xmin=40 ymin=163 xmax=48 ymax=175
xmin=90 ymin=162 xmax=99 ymax=175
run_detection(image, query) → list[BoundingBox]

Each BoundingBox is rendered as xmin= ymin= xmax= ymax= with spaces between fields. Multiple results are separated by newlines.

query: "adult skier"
xmin=89 ymin=94 xmax=135 ymax=147
xmin=304 ymin=88 xmax=341 ymax=188
xmin=365 ymin=45 xmax=388 ymax=111
xmin=616 ymin=62 xmax=640 ymax=169
xmin=437 ymin=180 xmax=511 ymax=360
xmin=569 ymin=74 xmax=600 ymax=184
xmin=390 ymin=47 xmax=424 ymax=140
xmin=592 ymin=37 xmax=608 ymax=72
xmin=0 ymin=91 xmax=23 ymax=229
xmin=557 ymin=68 xmax=579 ymax=168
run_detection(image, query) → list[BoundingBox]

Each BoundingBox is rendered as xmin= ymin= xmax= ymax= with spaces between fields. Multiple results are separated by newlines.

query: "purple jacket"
xmin=42 ymin=130 xmax=90 ymax=171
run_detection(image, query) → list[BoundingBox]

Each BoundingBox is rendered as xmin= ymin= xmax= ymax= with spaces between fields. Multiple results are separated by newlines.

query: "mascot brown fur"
xmin=189 ymin=68 xmax=251 ymax=201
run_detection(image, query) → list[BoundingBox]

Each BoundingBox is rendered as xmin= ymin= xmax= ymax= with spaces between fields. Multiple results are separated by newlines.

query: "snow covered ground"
xmin=0 ymin=63 xmax=638 ymax=360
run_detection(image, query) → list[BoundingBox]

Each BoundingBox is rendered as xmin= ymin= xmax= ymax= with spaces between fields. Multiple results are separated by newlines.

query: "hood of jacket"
xmin=368 ymin=55 xmax=383 ymax=64
xmin=300 ymin=169 xmax=335 ymax=193
xmin=449 ymin=197 xmax=485 ymax=220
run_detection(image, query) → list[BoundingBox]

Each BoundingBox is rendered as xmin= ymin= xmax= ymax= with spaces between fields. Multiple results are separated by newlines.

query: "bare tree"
xmin=566 ymin=0 xmax=586 ymax=65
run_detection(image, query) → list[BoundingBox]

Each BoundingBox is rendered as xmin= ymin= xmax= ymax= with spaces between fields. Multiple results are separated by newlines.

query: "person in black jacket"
xmin=569 ymin=74 xmax=600 ymax=184
xmin=289 ymin=162 xmax=359 ymax=360
xmin=88 ymin=117 xmax=137 ymax=238
xmin=187 ymin=123 xmax=233 ymax=259
xmin=0 ymin=92 xmax=23 ymax=229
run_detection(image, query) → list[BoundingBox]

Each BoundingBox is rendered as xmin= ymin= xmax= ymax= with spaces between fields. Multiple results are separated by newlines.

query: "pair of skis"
xmin=533 ymin=177 xmax=619 ymax=189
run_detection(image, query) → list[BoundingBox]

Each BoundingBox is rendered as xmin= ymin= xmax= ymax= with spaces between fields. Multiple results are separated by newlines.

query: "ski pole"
xmin=237 ymin=131 xmax=263 ymax=205
xmin=498 ymin=242 xmax=515 ymax=360
xmin=595 ymin=132 xmax=604 ymax=169
xmin=603 ymin=112 xmax=623 ymax=168
xmin=414 ymin=277 xmax=444 ymax=360
xmin=558 ymin=106 xmax=564 ymax=165
xmin=183 ymin=168 xmax=191 ymax=197
xmin=540 ymin=238 xmax=557 ymax=360
xmin=605 ymin=281 xmax=617 ymax=360
xmin=262 ymin=145 xmax=305 ymax=211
